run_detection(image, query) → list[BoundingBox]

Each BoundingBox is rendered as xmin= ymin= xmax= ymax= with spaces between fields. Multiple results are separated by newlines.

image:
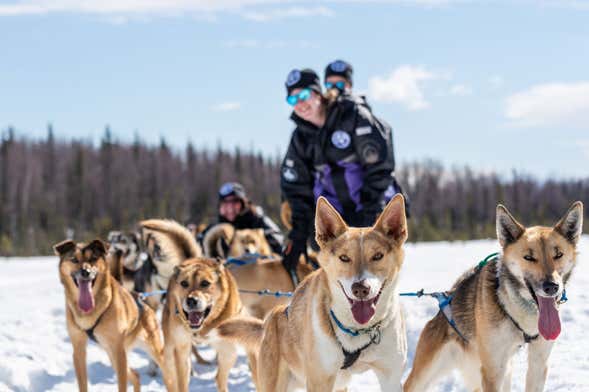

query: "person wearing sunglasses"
xmin=199 ymin=182 xmax=284 ymax=254
xmin=280 ymin=68 xmax=407 ymax=286
xmin=324 ymin=59 xmax=353 ymax=95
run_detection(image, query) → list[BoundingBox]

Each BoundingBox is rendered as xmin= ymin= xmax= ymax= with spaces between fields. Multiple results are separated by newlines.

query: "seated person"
xmin=200 ymin=182 xmax=284 ymax=255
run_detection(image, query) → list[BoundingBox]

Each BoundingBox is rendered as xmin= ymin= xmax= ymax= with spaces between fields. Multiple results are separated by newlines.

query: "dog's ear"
xmin=555 ymin=201 xmax=584 ymax=245
xmin=373 ymin=193 xmax=407 ymax=243
xmin=213 ymin=256 xmax=225 ymax=272
xmin=53 ymin=240 xmax=76 ymax=256
xmin=173 ymin=265 xmax=183 ymax=279
xmin=315 ymin=197 xmax=348 ymax=246
xmin=84 ymin=239 xmax=109 ymax=258
xmin=496 ymin=205 xmax=525 ymax=248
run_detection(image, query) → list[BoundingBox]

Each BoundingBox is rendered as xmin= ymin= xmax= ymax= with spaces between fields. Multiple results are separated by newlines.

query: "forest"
xmin=1 ymin=125 xmax=587 ymax=256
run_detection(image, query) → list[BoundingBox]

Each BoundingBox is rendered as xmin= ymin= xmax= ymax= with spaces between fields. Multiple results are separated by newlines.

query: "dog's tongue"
xmin=351 ymin=300 xmax=375 ymax=325
xmin=78 ymin=280 xmax=95 ymax=313
xmin=188 ymin=311 xmax=204 ymax=327
xmin=537 ymin=296 xmax=561 ymax=340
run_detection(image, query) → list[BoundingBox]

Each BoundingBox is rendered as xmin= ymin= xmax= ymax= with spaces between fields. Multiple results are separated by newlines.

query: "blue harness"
xmin=224 ymin=253 xmax=267 ymax=267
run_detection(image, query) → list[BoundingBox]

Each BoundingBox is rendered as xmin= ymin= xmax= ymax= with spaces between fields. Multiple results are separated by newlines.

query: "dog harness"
xmin=85 ymin=292 xmax=145 ymax=343
xmin=84 ymin=313 xmax=104 ymax=343
xmin=328 ymin=309 xmax=384 ymax=369
xmin=224 ymin=253 xmax=267 ymax=267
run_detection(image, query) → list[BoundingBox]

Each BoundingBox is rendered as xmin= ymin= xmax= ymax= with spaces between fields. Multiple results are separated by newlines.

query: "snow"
xmin=1 ymin=237 xmax=588 ymax=391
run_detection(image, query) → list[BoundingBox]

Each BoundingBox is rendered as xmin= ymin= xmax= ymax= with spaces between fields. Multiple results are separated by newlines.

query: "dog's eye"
xmin=523 ymin=255 xmax=536 ymax=262
xmin=339 ymin=255 xmax=350 ymax=263
xmin=372 ymin=252 xmax=384 ymax=261
xmin=554 ymin=251 xmax=563 ymax=260
xmin=70 ymin=258 xmax=79 ymax=264
xmin=200 ymin=280 xmax=211 ymax=288
xmin=180 ymin=280 xmax=189 ymax=288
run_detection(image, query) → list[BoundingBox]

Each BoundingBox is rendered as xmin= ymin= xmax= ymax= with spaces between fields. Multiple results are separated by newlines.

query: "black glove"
xmin=282 ymin=238 xmax=306 ymax=270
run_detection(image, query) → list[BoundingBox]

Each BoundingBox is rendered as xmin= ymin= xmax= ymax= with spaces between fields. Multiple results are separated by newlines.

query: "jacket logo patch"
xmin=331 ymin=130 xmax=351 ymax=149
xmin=282 ymin=167 xmax=298 ymax=182
xmin=361 ymin=143 xmax=379 ymax=164
xmin=355 ymin=126 xmax=372 ymax=136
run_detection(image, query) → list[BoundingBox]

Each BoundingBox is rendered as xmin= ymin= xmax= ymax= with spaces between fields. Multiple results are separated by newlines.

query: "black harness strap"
xmin=86 ymin=290 xmax=145 ymax=343
xmin=341 ymin=340 xmax=373 ymax=370
xmin=85 ymin=313 xmax=104 ymax=343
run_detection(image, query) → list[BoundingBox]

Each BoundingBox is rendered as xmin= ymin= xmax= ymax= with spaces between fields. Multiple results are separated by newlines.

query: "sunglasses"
xmin=286 ymin=88 xmax=312 ymax=106
xmin=325 ymin=81 xmax=346 ymax=91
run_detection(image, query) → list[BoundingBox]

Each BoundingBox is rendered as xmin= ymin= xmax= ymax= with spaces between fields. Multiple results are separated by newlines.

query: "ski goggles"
xmin=286 ymin=88 xmax=312 ymax=106
xmin=325 ymin=80 xmax=346 ymax=91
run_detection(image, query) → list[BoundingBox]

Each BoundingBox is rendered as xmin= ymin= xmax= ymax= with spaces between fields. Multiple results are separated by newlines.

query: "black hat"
xmin=325 ymin=60 xmax=353 ymax=86
xmin=218 ymin=182 xmax=247 ymax=202
xmin=285 ymin=68 xmax=322 ymax=97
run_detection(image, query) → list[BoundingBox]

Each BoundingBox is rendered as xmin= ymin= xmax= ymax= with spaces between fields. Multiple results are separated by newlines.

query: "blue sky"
xmin=1 ymin=0 xmax=588 ymax=179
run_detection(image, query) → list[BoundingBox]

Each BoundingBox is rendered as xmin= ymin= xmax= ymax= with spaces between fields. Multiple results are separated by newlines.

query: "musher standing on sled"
xmin=280 ymin=68 xmax=407 ymax=285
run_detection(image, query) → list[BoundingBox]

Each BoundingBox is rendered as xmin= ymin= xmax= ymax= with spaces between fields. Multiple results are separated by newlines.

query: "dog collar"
xmin=329 ymin=309 xmax=385 ymax=370
xmin=329 ymin=309 xmax=383 ymax=344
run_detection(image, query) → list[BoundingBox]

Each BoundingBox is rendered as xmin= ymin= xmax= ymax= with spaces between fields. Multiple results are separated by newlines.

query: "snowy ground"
xmin=1 ymin=237 xmax=588 ymax=391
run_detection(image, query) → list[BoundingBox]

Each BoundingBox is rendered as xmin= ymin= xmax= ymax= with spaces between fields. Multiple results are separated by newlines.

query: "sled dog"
xmin=219 ymin=194 xmax=409 ymax=391
xmin=137 ymin=219 xmax=203 ymax=310
xmin=161 ymin=257 xmax=245 ymax=392
xmin=55 ymin=239 xmax=173 ymax=392
xmin=203 ymin=223 xmax=312 ymax=319
xmin=202 ymin=223 xmax=273 ymax=259
xmin=404 ymin=201 xmax=584 ymax=391
xmin=107 ymin=231 xmax=145 ymax=292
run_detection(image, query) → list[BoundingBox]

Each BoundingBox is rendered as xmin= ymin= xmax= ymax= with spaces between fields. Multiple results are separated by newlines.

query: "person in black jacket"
xmin=201 ymin=182 xmax=284 ymax=254
xmin=324 ymin=59 xmax=353 ymax=95
xmin=280 ymin=68 xmax=406 ymax=285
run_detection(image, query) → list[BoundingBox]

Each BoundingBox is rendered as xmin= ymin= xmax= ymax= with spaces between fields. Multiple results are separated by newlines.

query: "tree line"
xmin=1 ymin=125 xmax=587 ymax=256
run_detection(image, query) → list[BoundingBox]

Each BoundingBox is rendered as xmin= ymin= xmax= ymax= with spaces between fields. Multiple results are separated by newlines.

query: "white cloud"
xmin=368 ymin=65 xmax=437 ymax=110
xmin=577 ymin=140 xmax=589 ymax=159
xmin=0 ymin=0 xmax=484 ymax=17
xmin=0 ymin=0 xmax=275 ymax=16
xmin=223 ymin=39 xmax=319 ymax=49
xmin=242 ymin=6 xmax=334 ymax=22
xmin=211 ymin=102 xmax=241 ymax=112
xmin=449 ymin=84 xmax=472 ymax=96
xmin=505 ymin=82 xmax=589 ymax=127
xmin=489 ymin=75 xmax=504 ymax=88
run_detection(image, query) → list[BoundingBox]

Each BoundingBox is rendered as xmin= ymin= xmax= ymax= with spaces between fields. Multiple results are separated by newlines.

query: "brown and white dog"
xmin=404 ymin=201 xmax=584 ymax=391
xmin=138 ymin=219 xmax=203 ymax=310
xmin=55 ymin=239 xmax=173 ymax=392
xmin=219 ymin=194 xmax=409 ymax=391
xmin=203 ymin=222 xmax=312 ymax=319
xmin=202 ymin=223 xmax=273 ymax=259
xmin=161 ymin=257 xmax=246 ymax=392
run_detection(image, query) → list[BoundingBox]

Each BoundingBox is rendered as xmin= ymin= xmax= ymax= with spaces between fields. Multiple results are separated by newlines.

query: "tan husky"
xmin=219 ymin=194 xmax=409 ymax=391
xmin=202 ymin=223 xmax=273 ymax=258
xmin=203 ymin=222 xmax=312 ymax=319
xmin=55 ymin=239 xmax=173 ymax=392
xmin=404 ymin=201 xmax=584 ymax=392
xmin=161 ymin=257 xmax=245 ymax=392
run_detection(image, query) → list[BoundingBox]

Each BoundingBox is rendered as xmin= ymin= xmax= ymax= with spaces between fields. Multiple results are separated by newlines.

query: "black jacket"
xmin=281 ymin=94 xmax=403 ymax=243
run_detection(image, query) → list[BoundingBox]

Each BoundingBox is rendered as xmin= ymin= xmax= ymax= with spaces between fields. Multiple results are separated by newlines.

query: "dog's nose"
xmin=352 ymin=280 xmax=371 ymax=299
xmin=80 ymin=269 xmax=90 ymax=279
xmin=186 ymin=297 xmax=198 ymax=309
xmin=542 ymin=281 xmax=559 ymax=296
